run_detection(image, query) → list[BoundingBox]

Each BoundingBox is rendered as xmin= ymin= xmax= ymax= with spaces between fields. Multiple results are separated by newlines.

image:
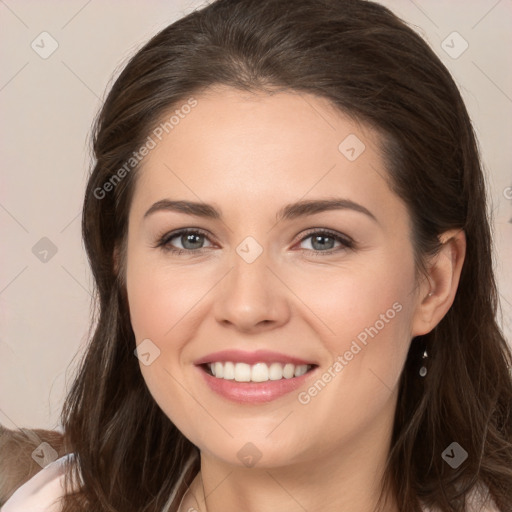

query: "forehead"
xmin=129 ymin=86 xmax=401 ymax=224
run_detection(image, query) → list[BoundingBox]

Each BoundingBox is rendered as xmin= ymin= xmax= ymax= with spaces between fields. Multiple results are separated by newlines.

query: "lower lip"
xmin=196 ymin=365 xmax=317 ymax=404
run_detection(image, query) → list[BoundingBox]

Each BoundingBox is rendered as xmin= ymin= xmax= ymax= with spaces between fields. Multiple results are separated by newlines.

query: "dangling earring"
xmin=419 ymin=348 xmax=428 ymax=377
xmin=419 ymin=292 xmax=432 ymax=377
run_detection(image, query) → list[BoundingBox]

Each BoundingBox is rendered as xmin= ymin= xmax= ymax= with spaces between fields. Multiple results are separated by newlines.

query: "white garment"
xmin=1 ymin=453 xmax=74 ymax=512
xmin=1 ymin=453 xmax=502 ymax=512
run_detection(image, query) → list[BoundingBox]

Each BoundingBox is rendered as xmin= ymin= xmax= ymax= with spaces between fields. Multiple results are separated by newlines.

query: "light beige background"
xmin=1 ymin=0 xmax=511 ymax=431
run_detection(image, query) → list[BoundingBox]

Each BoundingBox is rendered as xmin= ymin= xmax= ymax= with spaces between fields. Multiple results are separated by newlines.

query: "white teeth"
xmin=268 ymin=362 xmax=283 ymax=380
xmin=214 ymin=362 xmax=223 ymax=378
xmin=283 ymin=363 xmax=295 ymax=379
xmin=207 ymin=362 xmax=313 ymax=382
xmin=223 ymin=361 xmax=235 ymax=379
xmin=294 ymin=365 xmax=308 ymax=377
xmin=251 ymin=363 xmax=269 ymax=382
xmin=234 ymin=362 xmax=251 ymax=382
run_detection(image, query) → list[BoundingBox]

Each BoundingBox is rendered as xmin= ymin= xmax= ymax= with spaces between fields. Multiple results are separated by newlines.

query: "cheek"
xmin=288 ymin=268 xmax=414 ymax=452
xmin=125 ymin=252 xmax=211 ymax=430
xmin=286 ymin=253 xmax=415 ymax=347
xmin=126 ymin=253 xmax=210 ymax=342
xmin=127 ymin=273 xmax=175 ymax=341
xmin=289 ymin=252 xmax=415 ymax=404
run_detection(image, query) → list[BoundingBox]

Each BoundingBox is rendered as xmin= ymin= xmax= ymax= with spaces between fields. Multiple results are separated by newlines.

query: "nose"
xmin=213 ymin=248 xmax=291 ymax=333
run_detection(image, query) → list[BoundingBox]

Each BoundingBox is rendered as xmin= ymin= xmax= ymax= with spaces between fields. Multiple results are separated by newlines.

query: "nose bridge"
xmin=231 ymin=237 xmax=269 ymax=290
xmin=213 ymin=235 xmax=289 ymax=330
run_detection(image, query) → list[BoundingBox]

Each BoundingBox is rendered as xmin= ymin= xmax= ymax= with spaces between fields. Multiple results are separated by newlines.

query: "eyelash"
xmin=154 ymin=228 xmax=355 ymax=256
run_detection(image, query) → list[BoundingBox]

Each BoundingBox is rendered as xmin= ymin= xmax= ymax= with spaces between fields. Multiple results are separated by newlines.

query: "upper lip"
xmin=194 ymin=349 xmax=316 ymax=366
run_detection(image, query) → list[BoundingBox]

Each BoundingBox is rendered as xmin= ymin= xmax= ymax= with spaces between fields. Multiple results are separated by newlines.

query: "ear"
xmin=411 ymin=229 xmax=466 ymax=337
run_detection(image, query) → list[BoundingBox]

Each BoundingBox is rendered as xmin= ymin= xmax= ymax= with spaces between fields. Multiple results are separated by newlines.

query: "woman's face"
xmin=125 ymin=86 xmax=425 ymax=469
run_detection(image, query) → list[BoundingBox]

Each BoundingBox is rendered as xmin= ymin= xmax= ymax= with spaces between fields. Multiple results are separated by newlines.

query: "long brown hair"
xmin=57 ymin=0 xmax=512 ymax=510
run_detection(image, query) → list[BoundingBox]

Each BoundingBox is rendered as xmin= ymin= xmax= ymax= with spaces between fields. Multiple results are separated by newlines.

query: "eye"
xmin=156 ymin=228 xmax=213 ymax=254
xmin=155 ymin=227 xmax=354 ymax=256
xmin=296 ymin=229 xmax=354 ymax=255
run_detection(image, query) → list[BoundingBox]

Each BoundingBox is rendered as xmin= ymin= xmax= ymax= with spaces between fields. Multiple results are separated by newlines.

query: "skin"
xmin=122 ymin=85 xmax=466 ymax=512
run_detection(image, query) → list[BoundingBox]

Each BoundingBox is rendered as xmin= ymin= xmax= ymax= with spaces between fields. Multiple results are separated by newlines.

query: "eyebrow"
xmin=143 ymin=198 xmax=378 ymax=224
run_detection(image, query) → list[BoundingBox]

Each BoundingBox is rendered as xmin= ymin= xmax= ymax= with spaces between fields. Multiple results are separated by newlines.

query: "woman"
xmin=2 ymin=0 xmax=511 ymax=510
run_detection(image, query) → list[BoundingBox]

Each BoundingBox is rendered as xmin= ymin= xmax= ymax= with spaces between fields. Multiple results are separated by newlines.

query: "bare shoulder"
xmin=0 ymin=425 xmax=67 ymax=506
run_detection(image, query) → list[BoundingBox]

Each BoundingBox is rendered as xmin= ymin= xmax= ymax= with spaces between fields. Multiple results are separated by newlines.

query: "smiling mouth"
xmin=200 ymin=361 xmax=318 ymax=383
